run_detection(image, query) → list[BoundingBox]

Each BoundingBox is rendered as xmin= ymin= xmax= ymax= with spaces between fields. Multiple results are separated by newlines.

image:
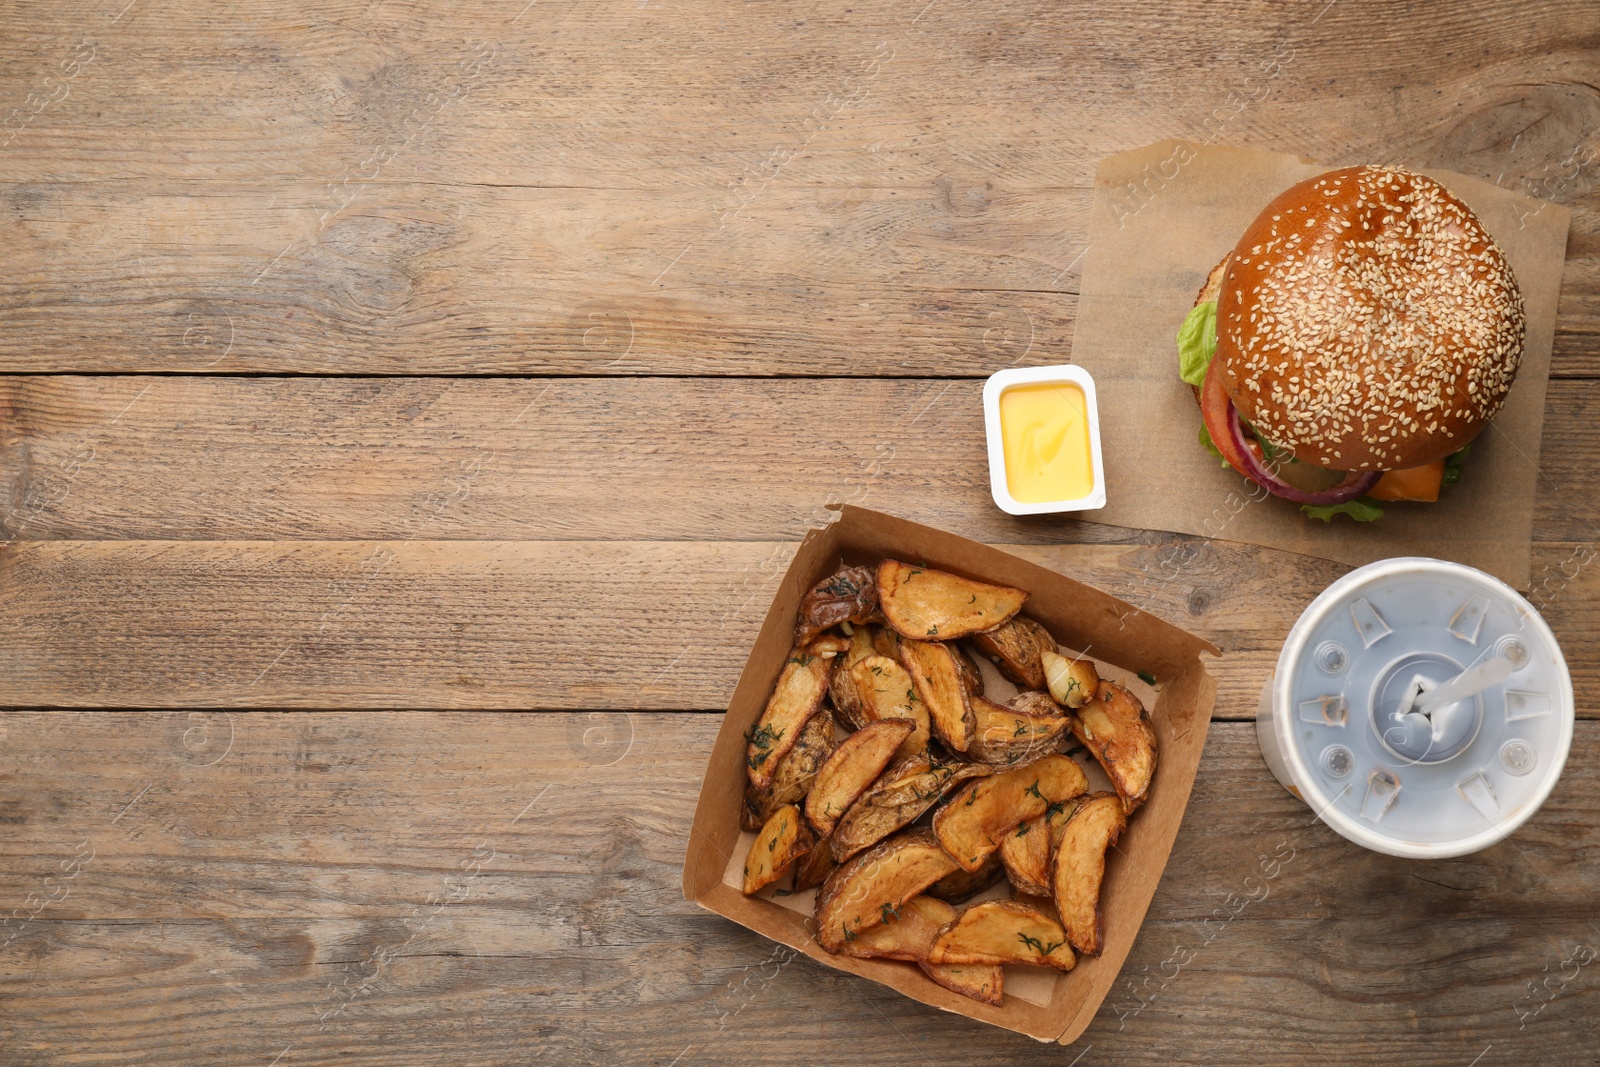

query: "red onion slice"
xmin=1200 ymin=359 xmax=1380 ymax=506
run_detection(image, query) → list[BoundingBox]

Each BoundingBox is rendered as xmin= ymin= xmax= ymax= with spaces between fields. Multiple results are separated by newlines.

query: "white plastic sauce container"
xmin=1257 ymin=557 xmax=1573 ymax=859
xmin=982 ymin=365 xmax=1107 ymax=516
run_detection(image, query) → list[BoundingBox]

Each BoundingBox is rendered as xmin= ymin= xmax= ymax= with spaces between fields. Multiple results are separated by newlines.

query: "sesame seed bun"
xmin=1214 ymin=166 xmax=1525 ymax=472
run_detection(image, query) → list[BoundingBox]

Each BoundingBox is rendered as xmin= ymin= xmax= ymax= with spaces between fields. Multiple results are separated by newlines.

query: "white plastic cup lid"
xmin=1267 ymin=557 xmax=1573 ymax=859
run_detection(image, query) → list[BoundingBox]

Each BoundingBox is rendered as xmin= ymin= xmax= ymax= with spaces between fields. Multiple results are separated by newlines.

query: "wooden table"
xmin=2 ymin=1 xmax=1597 ymax=1062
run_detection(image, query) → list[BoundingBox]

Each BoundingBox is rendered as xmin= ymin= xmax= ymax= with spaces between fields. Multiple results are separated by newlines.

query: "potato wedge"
xmin=997 ymin=796 xmax=1085 ymax=897
xmin=805 ymin=632 xmax=852 ymax=657
xmin=806 ymin=718 xmax=916 ymax=836
xmin=795 ymin=564 xmax=879 ymax=646
xmin=793 ymin=834 xmax=838 ymax=891
xmin=746 ymin=647 xmax=834 ymax=790
xmin=742 ymin=705 xmax=835 ymax=831
xmin=850 ymin=655 xmax=929 ymax=759
xmin=830 ymin=755 xmax=991 ymax=862
xmin=924 ymin=851 xmax=1005 ymax=904
xmin=1009 ymin=690 xmax=1063 ymax=718
xmin=876 ymin=559 xmax=1028 ymax=641
xmin=970 ymin=616 xmax=1056 ymax=691
xmin=870 ymin=624 xmax=901 ymax=659
xmin=1042 ymin=648 xmax=1100 ymax=709
xmin=741 ymin=804 xmax=815 ymax=895
xmin=1052 ymin=792 xmax=1126 ymax=956
xmin=933 ymin=754 xmax=1087 ymax=871
xmin=928 ymin=899 xmax=1076 ymax=972
xmin=898 ymin=638 xmax=976 ymax=753
xmin=841 ymin=894 xmax=957 ymax=961
xmin=815 ymin=829 xmax=962 ymax=953
xmin=920 ymin=960 xmax=1004 ymax=1006
xmin=840 ymin=894 xmax=1005 ymax=1006
xmin=828 ymin=624 xmax=881 ymax=730
xmin=952 ymin=642 xmax=984 ymax=698
xmin=876 ymin=559 xmax=1024 ymax=643
xmin=997 ymin=817 xmax=1050 ymax=897
xmin=966 ymin=694 xmax=1072 ymax=766
xmin=1073 ymin=681 xmax=1158 ymax=812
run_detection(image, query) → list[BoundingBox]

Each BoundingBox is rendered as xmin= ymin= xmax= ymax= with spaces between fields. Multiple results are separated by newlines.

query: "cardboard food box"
xmin=683 ymin=506 xmax=1220 ymax=1042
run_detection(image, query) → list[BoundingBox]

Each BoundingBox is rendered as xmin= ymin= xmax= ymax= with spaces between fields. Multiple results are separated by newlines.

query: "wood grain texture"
xmin=6 ymin=374 xmax=1600 ymax=544
xmin=3 ymin=537 xmax=1599 ymax=717
xmin=1 ymin=714 xmax=1597 ymax=1065
xmin=3 ymin=0 xmax=1599 ymax=1062
xmin=0 ymin=0 xmax=1595 ymax=375
xmin=0 ymin=182 xmax=1076 ymax=377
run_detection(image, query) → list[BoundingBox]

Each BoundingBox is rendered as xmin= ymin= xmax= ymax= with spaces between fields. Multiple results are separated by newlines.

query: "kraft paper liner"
xmin=683 ymin=506 xmax=1219 ymax=1042
xmin=1072 ymin=140 xmax=1571 ymax=590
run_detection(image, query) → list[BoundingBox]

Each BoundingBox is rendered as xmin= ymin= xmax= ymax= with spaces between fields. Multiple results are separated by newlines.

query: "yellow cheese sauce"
xmin=998 ymin=383 xmax=1094 ymax=503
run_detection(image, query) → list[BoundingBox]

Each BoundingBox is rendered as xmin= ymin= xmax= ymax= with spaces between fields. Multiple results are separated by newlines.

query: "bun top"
xmin=1215 ymin=166 xmax=1525 ymax=471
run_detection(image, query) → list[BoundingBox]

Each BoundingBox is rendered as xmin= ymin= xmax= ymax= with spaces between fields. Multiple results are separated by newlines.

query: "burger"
xmin=1175 ymin=165 xmax=1525 ymax=521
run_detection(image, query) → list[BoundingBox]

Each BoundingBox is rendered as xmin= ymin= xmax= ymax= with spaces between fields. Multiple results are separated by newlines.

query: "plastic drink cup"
xmin=1256 ymin=557 xmax=1573 ymax=859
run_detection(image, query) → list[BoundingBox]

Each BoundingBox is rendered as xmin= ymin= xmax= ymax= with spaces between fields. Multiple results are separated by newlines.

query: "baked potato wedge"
xmin=997 ymin=797 xmax=1085 ymax=897
xmin=933 ymin=754 xmax=1087 ymax=871
xmin=966 ymin=694 xmax=1073 ymax=766
xmin=842 ymin=895 xmax=1003 ymax=1006
xmin=1073 ymin=681 xmax=1158 ymax=812
xmin=876 ymin=559 xmax=1028 ymax=641
xmin=742 ymin=705 xmax=835 ymax=831
xmin=742 ymin=804 xmax=815 ymax=895
xmin=746 ymin=647 xmax=834 ymax=790
xmin=1042 ymin=648 xmax=1100 ymax=709
xmin=1052 ymin=792 xmax=1126 ymax=956
xmin=806 ymin=718 xmax=916 ymax=836
xmin=1009 ymin=689 xmax=1063 ymax=718
xmin=924 ymin=851 xmax=1005 ymax=904
xmin=970 ymin=616 xmax=1056 ymax=691
xmin=928 ymin=899 xmax=1075 ymax=972
xmin=814 ymin=829 xmax=961 ymax=953
xmin=952 ymin=642 xmax=984 ymax=698
xmin=742 ymin=643 xmax=832 ymax=793
xmin=828 ymin=624 xmax=881 ymax=730
xmin=997 ymin=817 xmax=1050 ymax=897
xmin=795 ymin=565 xmax=879 ymax=646
xmin=805 ymin=632 xmax=851 ymax=657
xmin=850 ymin=655 xmax=929 ymax=759
xmin=830 ymin=755 xmax=991 ymax=862
xmin=921 ymin=960 xmax=1004 ymax=1006
xmin=870 ymin=624 xmax=901 ymax=659
xmin=841 ymin=893 xmax=957 ymax=962
xmin=793 ymin=833 xmax=838 ymax=890
xmin=898 ymin=638 xmax=976 ymax=753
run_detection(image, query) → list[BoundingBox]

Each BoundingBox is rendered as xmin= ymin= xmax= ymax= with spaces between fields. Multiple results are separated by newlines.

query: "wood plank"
xmin=0 ymin=182 xmax=1079 ymax=376
xmin=1 ymin=714 xmax=1596 ymax=1063
xmin=6 ymin=374 xmax=1599 ymax=545
xmin=0 ymin=1 xmax=1594 ymax=374
xmin=3 ymin=538 xmax=1598 ymax=716
xmin=0 ymin=0 xmax=1590 ymax=188
xmin=0 ymin=375 xmax=1068 ymax=545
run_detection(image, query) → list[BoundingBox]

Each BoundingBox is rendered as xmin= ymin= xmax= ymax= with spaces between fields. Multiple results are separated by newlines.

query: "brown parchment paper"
xmin=1073 ymin=140 xmax=1571 ymax=590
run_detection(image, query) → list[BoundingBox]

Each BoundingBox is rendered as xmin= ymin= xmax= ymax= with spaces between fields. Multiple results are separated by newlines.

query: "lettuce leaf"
xmin=1301 ymin=497 xmax=1385 ymax=523
xmin=1176 ymin=301 xmax=1218 ymax=387
xmin=1198 ymin=424 xmax=1230 ymax=467
xmin=1247 ymin=424 xmax=1288 ymax=463
xmin=1442 ymin=443 xmax=1472 ymax=487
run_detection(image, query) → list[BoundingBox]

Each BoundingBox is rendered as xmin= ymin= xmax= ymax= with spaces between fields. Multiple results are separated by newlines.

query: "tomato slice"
xmin=1199 ymin=357 xmax=1253 ymax=479
xmin=1369 ymin=461 xmax=1444 ymax=502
